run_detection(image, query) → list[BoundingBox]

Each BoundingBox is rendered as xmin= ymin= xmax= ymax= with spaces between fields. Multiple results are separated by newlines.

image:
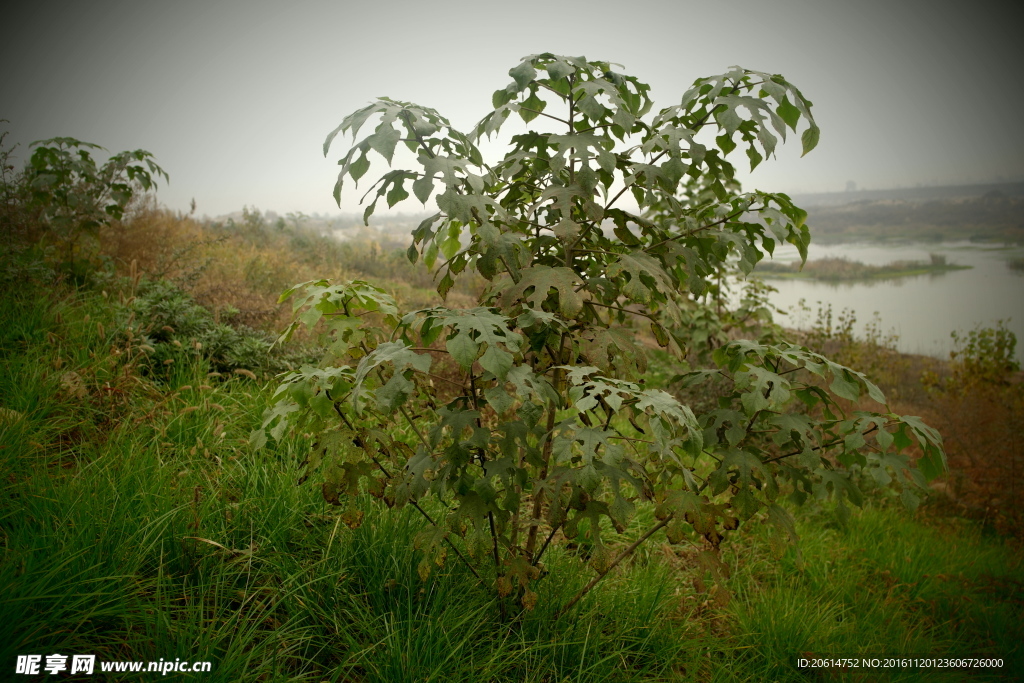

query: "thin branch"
xmin=606 ymin=435 xmax=654 ymax=444
xmin=646 ymin=207 xmax=748 ymax=251
xmin=488 ymin=512 xmax=502 ymax=570
xmin=574 ymin=123 xmax=614 ymax=134
xmin=344 ymin=305 xmax=433 ymax=450
xmin=562 ymin=144 xmax=669 ymax=255
xmin=358 ymin=175 xmax=389 ymax=204
xmin=418 ymin=370 xmax=469 ymax=390
xmin=691 ymin=103 xmax=725 ymax=131
xmin=535 ymin=81 xmax=569 ymax=99
xmin=322 ymin=310 xmax=373 ymax=317
xmin=567 ymin=72 xmax=576 ymax=181
xmin=518 ymin=107 xmax=570 ymax=126
xmin=411 ymin=501 xmax=482 ymax=580
xmin=554 ymin=515 xmax=673 ymax=619
xmin=702 ymin=448 xmax=723 ymax=464
xmin=585 ymin=300 xmax=659 ymax=322
xmin=400 ymin=111 xmax=437 ymax=160
xmin=762 ymin=425 xmax=879 ymax=465
xmin=599 ymin=148 xmax=669 ymax=214
xmin=573 ymin=247 xmax=622 ymax=257
xmin=532 ymin=520 xmax=563 ymax=567
xmin=686 ymin=79 xmax=763 ymax=133
xmin=526 ymin=334 xmax=566 ymax=558
xmin=400 ymin=406 xmax=429 ymax=448
xmin=600 ymin=394 xmax=615 ymax=431
xmin=325 ymin=390 xmax=479 ymax=581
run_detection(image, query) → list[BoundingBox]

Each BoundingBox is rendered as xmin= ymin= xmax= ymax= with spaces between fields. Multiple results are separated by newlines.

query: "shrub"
xmin=19 ymin=136 xmax=167 ymax=281
xmin=122 ymin=279 xmax=301 ymax=380
xmin=254 ymin=53 xmax=945 ymax=616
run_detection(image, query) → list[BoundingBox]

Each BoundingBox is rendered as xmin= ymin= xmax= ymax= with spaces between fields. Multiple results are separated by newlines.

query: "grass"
xmin=2 ymin=272 xmax=1022 ymax=681
xmin=725 ymin=505 xmax=1022 ymax=681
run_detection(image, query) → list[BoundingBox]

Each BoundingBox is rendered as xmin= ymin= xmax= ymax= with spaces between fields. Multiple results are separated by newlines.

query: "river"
xmin=738 ymin=241 xmax=1024 ymax=363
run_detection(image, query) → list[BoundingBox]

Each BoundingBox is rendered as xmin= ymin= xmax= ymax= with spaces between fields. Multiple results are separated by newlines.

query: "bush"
xmin=254 ymin=53 xmax=945 ymax=618
xmin=120 ymin=278 xmax=307 ymax=380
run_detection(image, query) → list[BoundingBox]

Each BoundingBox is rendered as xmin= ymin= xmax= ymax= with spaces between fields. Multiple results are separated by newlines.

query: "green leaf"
xmin=875 ymin=427 xmax=893 ymax=451
xmin=582 ymin=328 xmax=647 ymax=377
xmin=446 ymin=332 xmax=480 ymax=369
xmin=353 ymin=341 xmax=431 ymax=412
xmin=480 ymin=345 xmax=513 ymax=381
xmin=484 ymin=385 xmax=514 ymax=414
xmin=606 ymin=252 xmax=674 ymax=305
xmin=651 ymin=322 xmax=669 ymax=347
xmin=412 ymin=174 xmax=434 ymax=204
xmin=368 ymin=123 xmax=401 ymax=163
xmin=746 ymin=146 xmax=763 ymax=171
xmin=386 ymin=176 xmax=409 ymax=208
xmin=497 ymin=266 xmax=583 ymax=318
xmin=577 ymin=94 xmax=606 ymax=120
xmin=776 ymin=95 xmax=801 ymax=130
xmin=509 ymin=60 xmax=537 ymax=91
xmin=546 ymin=59 xmax=574 ymax=81
xmin=376 ymin=372 xmax=415 ymax=411
xmin=800 ymin=125 xmax=820 ymax=156
xmin=828 ymin=365 xmax=860 ymax=401
xmin=716 ymin=134 xmax=737 ymax=156
xmin=492 ymin=87 xmax=515 ymax=108
xmin=519 ymin=90 xmax=546 ymax=123
xmin=437 ymin=271 xmax=455 ymax=299
xmin=716 ymin=106 xmax=742 ymax=136
xmin=732 ymin=488 xmax=761 ymax=520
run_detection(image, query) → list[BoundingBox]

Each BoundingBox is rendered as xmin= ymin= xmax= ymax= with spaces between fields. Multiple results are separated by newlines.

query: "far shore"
xmin=754 ymin=255 xmax=971 ymax=282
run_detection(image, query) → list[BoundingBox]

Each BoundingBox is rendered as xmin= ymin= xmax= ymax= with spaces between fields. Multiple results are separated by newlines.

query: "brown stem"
xmin=525 ymin=334 xmax=566 ymax=558
xmin=489 ymin=511 xmax=502 ymax=570
xmin=417 ymin=370 xmax=469 ymax=391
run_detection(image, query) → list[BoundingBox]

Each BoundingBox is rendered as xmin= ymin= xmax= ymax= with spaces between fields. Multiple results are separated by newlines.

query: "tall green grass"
xmin=1 ymin=274 xmax=1020 ymax=681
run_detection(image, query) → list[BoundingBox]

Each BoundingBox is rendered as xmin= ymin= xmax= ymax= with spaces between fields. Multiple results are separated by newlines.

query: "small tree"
xmin=20 ymin=136 xmax=168 ymax=274
xmin=254 ymin=53 xmax=944 ymax=615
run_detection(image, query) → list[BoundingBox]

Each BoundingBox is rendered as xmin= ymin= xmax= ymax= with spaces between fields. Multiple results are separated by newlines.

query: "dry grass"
xmin=826 ymin=338 xmax=1024 ymax=536
xmin=99 ymin=198 xmax=481 ymax=336
xmin=921 ymin=378 xmax=1024 ymax=533
xmin=105 ymin=203 xmax=306 ymax=328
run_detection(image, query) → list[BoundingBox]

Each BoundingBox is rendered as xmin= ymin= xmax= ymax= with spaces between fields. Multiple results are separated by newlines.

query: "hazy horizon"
xmin=4 ymin=0 xmax=1023 ymax=219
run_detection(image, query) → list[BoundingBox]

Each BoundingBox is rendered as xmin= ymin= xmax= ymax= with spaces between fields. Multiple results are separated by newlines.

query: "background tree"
xmin=18 ymin=136 xmax=167 ymax=277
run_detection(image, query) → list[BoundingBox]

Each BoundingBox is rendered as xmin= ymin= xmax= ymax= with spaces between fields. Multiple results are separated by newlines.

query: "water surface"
xmin=740 ymin=242 xmax=1024 ymax=363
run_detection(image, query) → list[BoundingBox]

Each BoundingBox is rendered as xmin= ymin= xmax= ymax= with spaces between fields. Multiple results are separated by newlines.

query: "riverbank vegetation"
xmin=754 ymin=254 xmax=971 ymax=282
xmin=2 ymin=121 xmax=1021 ymax=680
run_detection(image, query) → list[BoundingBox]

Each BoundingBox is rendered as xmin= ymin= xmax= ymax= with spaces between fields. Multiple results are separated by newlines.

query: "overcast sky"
xmin=3 ymin=0 xmax=1022 ymax=219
